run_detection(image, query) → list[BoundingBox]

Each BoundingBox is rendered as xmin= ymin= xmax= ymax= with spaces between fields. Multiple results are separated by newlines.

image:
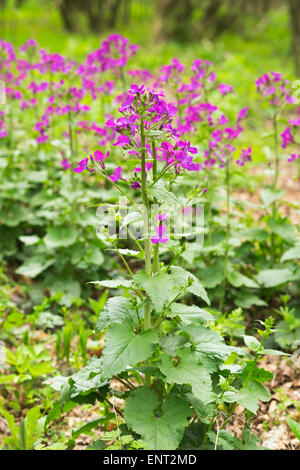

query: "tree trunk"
xmin=288 ymin=0 xmax=300 ymax=76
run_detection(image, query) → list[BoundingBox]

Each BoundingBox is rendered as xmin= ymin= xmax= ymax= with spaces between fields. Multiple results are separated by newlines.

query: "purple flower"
xmin=93 ymin=150 xmax=110 ymax=161
xmin=156 ymin=212 xmax=169 ymax=221
xmin=128 ymin=83 xmax=145 ymax=96
xmin=113 ymin=135 xmax=131 ymax=147
xmin=151 ymin=225 xmax=169 ymax=244
xmin=74 ymin=158 xmax=88 ymax=173
xmin=236 ymin=147 xmax=252 ymax=166
xmin=109 ymin=166 xmax=123 ymax=183
xmin=281 ymin=127 xmax=293 ymax=148
xmin=218 ymin=83 xmax=234 ymax=95
xmin=131 ymin=181 xmax=141 ymax=189
xmin=237 ymin=107 xmax=248 ymax=123
xmin=60 ymin=158 xmax=71 ymax=170
xmin=288 ymin=153 xmax=300 ymax=162
xmin=134 ymin=162 xmax=153 ymax=172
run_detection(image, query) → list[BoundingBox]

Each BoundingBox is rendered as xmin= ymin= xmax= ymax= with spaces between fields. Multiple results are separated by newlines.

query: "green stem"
xmin=220 ymin=157 xmax=231 ymax=311
xmin=141 ymin=118 xmax=152 ymax=387
xmin=152 ymin=138 xmax=160 ymax=273
xmin=271 ymin=112 xmax=279 ymax=264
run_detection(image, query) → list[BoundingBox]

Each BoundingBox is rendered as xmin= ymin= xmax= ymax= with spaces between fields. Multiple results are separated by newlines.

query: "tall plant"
xmin=52 ymin=84 xmax=281 ymax=450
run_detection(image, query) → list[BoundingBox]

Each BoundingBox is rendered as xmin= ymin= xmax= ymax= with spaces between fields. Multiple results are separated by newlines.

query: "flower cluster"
xmin=256 ymin=71 xmax=294 ymax=106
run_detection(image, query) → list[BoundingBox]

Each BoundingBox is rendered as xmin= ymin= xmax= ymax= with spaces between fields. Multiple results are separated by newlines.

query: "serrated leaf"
xmin=90 ymin=279 xmax=133 ymax=289
xmin=96 ymin=296 xmax=137 ymax=332
xmin=148 ymin=182 xmax=177 ymax=204
xmin=238 ymin=380 xmax=270 ymax=413
xmin=260 ymin=349 xmax=290 ymax=356
xmin=170 ymin=303 xmax=214 ymax=323
xmin=159 ymin=334 xmax=188 ymax=356
xmin=185 ymin=324 xmax=243 ymax=359
xmin=135 ymin=270 xmax=175 ymax=312
xmin=100 ymin=320 xmax=158 ymax=378
xmin=69 ymin=357 xmax=108 ymax=396
xmin=240 ymin=363 xmax=273 ymax=383
xmin=125 ymin=387 xmax=190 ymax=450
xmin=158 ymin=348 xmax=215 ymax=404
xmin=170 ymin=266 xmax=210 ymax=305
xmin=120 ymin=211 xmax=142 ymax=229
xmin=243 ymin=335 xmax=261 ymax=352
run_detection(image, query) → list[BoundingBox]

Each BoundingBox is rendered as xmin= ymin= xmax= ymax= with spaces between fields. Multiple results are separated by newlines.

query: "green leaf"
xmin=170 ymin=303 xmax=214 ymax=323
xmin=197 ymin=261 xmax=224 ymax=288
xmin=243 ymin=335 xmax=261 ymax=352
xmin=287 ymin=419 xmax=300 ymax=441
xmin=19 ymin=235 xmax=40 ymax=245
xmin=261 ymin=188 xmax=285 ymax=207
xmin=159 ymin=334 xmax=189 ymax=356
xmin=238 ymin=228 xmax=269 ymax=242
xmin=234 ymin=291 xmax=267 ymax=308
xmin=16 ymin=256 xmax=54 ymax=278
xmin=44 ymin=226 xmax=77 ymax=248
xmin=185 ymin=393 xmax=216 ymax=424
xmin=100 ymin=319 xmax=158 ymax=379
xmin=96 ymin=296 xmax=137 ymax=332
xmin=90 ymin=279 xmax=133 ymax=289
xmin=69 ymin=357 xmax=108 ymax=396
xmin=44 ymin=375 xmax=69 ymax=391
xmin=115 ymin=249 xmax=142 ymax=258
xmin=269 ymin=220 xmax=295 ymax=243
xmin=255 ymin=268 xmax=300 ymax=287
xmin=238 ymin=380 xmax=270 ymax=414
xmin=148 ymin=182 xmax=177 ymax=204
xmin=207 ymin=430 xmax=235 ymax=450
xmin=240 ymin=363 xmax=273 ymax=383
xmin=135 ymin=271 xmax=175 ymax=312
xmin=184 ymin=324 xmax=243 ymax=359
xmin=227 ymin=269 xmax=259 ymax=288
xmin=281 ymin=245 xmax=300 ymax=263
xmin=72 ymin=418 xmax=106 ymax=439
xmin=234 ymin=429 xmax=265 ymax=450
xmin=260 ymin=349 xmax=290 ymax=356
xmin=170 ymin=266 xmax=210 ymax=305
xmin=87 ymin=440 xmax=106 ymax=450
xmin=120 ymin=211 xmax=142 ymax=229
xmin=125 ymin=387 xmax=190 ymax=450
xmin=158 ymin=348 xmax=215 ymax=404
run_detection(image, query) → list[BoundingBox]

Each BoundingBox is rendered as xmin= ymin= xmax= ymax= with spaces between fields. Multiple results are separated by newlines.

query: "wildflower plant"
xmin=49 ymin=82 xmax=284 ymax=451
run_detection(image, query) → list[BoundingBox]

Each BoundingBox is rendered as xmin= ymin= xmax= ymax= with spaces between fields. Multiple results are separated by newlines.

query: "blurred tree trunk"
xmin=288 ymin=0 xmax=300 ymax=76
xmin=108 ymin=0 xmax=120 ymax=28
xmin=122 ymin=0 xmax=131 ymax=24
xmin=58 ymin=0 xmax=79 ymax=32
xmin=58 ymin=0 xmax=122 ymax=33
xmin=202 ymin=0 xmax=239 ymax=36
xmin=155 ymin=0 xmax=195 ymax=41
xmin=85 ymin=0 xmax=105 ymax=33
